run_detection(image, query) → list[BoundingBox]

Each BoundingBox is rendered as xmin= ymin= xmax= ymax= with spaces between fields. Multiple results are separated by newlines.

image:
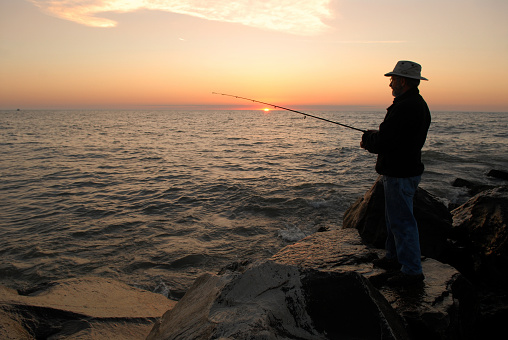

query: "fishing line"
xmin=212 ymin=92 xmax=366 ymax=133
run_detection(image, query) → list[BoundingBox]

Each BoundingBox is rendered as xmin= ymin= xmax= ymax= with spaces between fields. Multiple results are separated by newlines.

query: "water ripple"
xmin=0 ymin=110 xmax=507 ymax=294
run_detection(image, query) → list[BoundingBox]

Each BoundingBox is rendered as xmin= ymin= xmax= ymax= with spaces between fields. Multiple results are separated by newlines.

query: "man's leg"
xmin=382 ymin=175 xmax=422 ymax=275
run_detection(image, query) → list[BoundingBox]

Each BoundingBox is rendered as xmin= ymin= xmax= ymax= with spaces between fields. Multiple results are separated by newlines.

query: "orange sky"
xmin=1 ymin=0 xmax=508 ymax=111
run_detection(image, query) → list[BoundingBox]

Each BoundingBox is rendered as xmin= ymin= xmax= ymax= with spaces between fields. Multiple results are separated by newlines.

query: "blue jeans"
xmin=383 ymin=175 xmax=423 ymax=275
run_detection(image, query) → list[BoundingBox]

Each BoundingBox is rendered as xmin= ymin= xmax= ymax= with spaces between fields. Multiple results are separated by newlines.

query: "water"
xmin=1 ymin=110 xmax=507 ymax=298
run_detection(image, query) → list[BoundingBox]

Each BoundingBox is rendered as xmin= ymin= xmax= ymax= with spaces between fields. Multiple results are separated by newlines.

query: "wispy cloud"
xmin=29 ymin=0 xmax=333 ymax=35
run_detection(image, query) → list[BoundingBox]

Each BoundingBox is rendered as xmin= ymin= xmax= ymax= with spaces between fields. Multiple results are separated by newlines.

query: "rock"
xmin=301 ymin=270 xmax=409 ymax=340
xmin=273 ymin=229 xmax=478 ymax=340
xmin=343 ymin=176 xmax=453 ymax=261
xmin=378 ymin=260 xmax=478 ymax=340
xmin=272 ymin=228 xmax=380 ymax=277
xmin=148 ymin=229 xmax=477 ymax=340
xmin=450 ymin=186 xmax=508 ymax=286
xmin=148 ymin=257 xmax=409 ymax=340
xmin=0 ymin=277 xmax=177 ymax=339
xmin=452 ymin=178 xmax=494 ymax=196
xmin=0 ymin=303 xmax=33 ymax=340
xmin=487 ymin=169 xmax=508 ymax=181
xmin=473 ymin=287 xmax=508 ymax=339
xmin=342 ymin=177 xmax=386 ymax=251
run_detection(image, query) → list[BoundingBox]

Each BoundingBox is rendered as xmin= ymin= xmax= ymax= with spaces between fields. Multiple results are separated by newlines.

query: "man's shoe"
xmin=386 ymin=272 xmax=425 ymax=287
xmin=373 ymin=257 xmax=401 ymax=271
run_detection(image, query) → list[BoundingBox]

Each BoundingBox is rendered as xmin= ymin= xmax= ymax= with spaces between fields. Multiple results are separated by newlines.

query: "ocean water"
xmin=1 ymin=110 xmax=507 ymax=298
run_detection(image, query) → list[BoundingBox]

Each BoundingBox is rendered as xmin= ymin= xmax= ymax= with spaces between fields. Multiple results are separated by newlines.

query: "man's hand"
xmin=361 ymin=130 xmax=377 ymax=150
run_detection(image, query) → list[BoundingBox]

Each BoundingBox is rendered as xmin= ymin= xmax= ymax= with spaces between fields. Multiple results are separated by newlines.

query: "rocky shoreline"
xmin=1 ymin=170 xmax=507 ymax=339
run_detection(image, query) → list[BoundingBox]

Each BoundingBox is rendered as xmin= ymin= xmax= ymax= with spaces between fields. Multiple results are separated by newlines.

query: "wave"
xmin=1 ymin=110 xmax=506 ymax=295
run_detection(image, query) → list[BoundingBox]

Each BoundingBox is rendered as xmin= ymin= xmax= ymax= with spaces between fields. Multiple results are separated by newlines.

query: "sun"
xmin=263 ymin=108 xmax=270 ymax=112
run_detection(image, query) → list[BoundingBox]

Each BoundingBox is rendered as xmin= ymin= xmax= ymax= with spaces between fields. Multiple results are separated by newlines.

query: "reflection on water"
xmin=1 ymin=110 xmax=507 ymax=295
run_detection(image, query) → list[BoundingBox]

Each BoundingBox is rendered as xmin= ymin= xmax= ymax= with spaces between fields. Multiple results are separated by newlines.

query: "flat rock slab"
xmin=0 ymin=277 xmax=177 ymax=339
xmin=271 ymin=227 xmax=382 ymax=277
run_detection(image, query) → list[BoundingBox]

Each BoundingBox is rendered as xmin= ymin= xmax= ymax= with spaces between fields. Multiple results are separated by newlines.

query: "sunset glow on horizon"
xmin=1 ymin=0 xmax=508 ymax=112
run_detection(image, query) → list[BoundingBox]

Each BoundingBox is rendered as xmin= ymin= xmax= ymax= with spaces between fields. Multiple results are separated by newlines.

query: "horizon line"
xmin=2 ymin=105 xmax=508 ymax=113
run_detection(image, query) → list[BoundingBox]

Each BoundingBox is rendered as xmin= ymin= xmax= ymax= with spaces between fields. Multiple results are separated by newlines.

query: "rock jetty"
xmin=148 ymin=178 xmax=507 ymax=340
xmin=147 ymin=228 xmax=476 ymax=340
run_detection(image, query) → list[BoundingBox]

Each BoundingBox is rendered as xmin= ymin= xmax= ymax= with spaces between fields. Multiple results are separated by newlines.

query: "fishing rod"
xmin=212 ymin=92 xmax=366 ymax=133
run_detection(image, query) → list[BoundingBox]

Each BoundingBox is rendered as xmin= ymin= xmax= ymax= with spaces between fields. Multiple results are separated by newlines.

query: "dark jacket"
xmin=362 ymin=87 xmax=431 ymax=177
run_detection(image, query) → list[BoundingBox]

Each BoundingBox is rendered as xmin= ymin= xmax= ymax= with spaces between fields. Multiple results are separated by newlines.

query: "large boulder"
xmin=148 ymin=229 xmax=477 ymax=340
xmin=273 ymin=229 xmax=477 ymax=340
xmin=343 ymin=176 xmax=453 ymax=261
xmin=450 ymin=186 xmax=508 ymax=286
xmin=0 ymin=277 xmax=176 ymax=339
xmin=148 ymin=259 xmax=409 ymax=340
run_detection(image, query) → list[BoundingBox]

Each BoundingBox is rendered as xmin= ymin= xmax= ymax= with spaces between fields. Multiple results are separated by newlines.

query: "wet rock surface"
xmin=0 ymin=277 xmax=177 ymax=339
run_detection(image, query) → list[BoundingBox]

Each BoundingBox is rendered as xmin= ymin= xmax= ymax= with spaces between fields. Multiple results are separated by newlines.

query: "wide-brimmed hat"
xmin=384 ymin=60 xmax=428 ymax=81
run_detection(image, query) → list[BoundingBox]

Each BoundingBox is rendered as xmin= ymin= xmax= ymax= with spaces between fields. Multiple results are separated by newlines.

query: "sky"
xmin=1 ymin=0 xmax=507 ymax=111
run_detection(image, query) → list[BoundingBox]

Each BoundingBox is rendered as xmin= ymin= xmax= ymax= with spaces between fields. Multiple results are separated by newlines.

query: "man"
xmin=361 ymin=60 xmax=431 ymax=286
